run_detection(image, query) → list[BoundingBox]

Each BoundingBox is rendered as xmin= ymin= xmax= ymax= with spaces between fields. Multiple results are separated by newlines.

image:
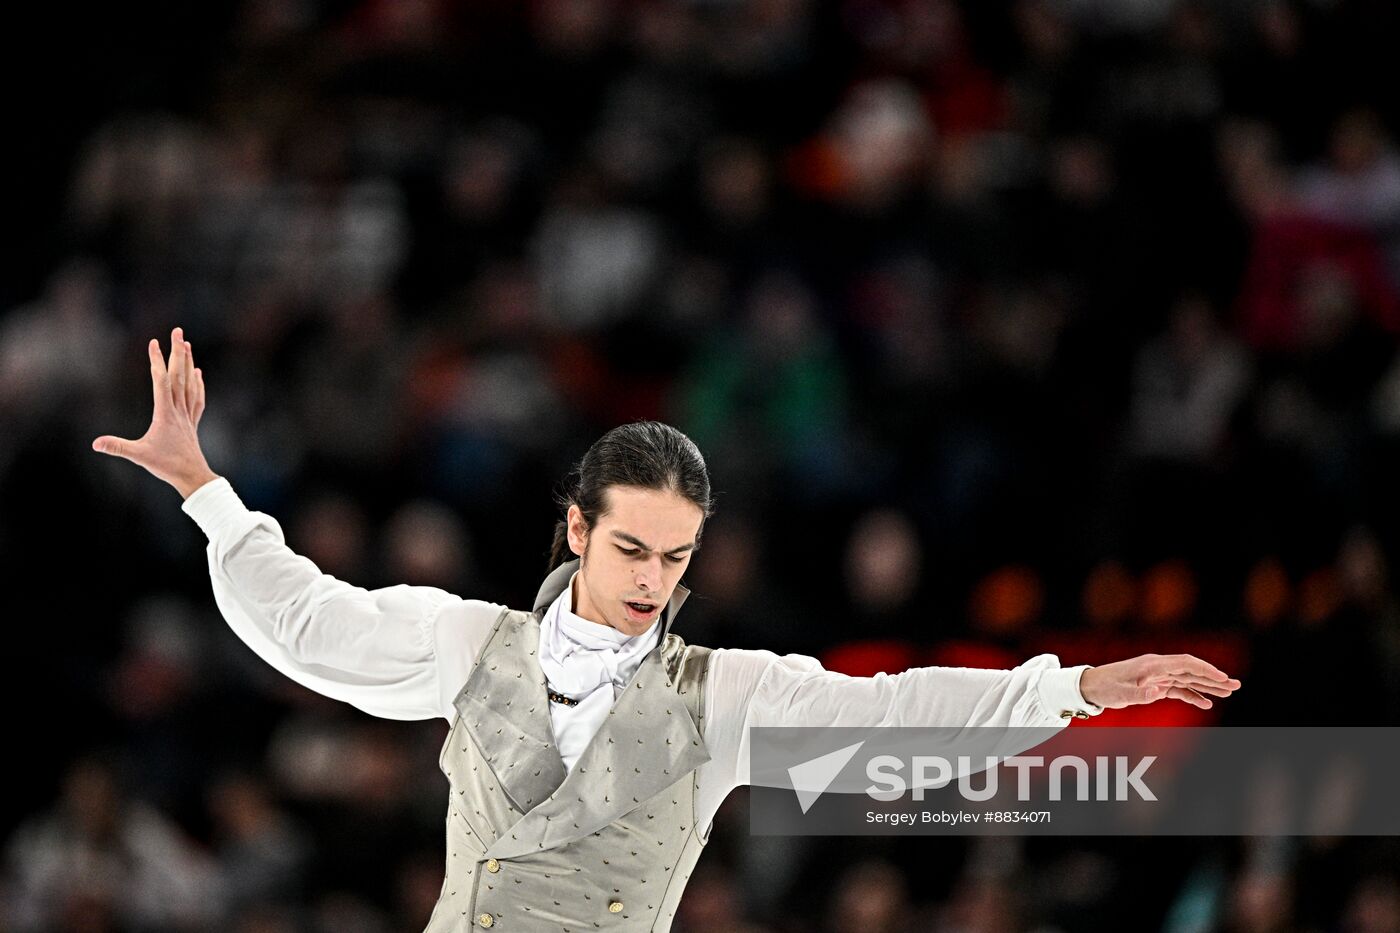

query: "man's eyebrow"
xmin=610 ymin=531 xmax=697 ymax=554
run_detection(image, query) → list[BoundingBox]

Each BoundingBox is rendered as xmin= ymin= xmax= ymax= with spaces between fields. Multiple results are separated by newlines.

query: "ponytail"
xmin=548 ymin=519 xmax=571 ymax=570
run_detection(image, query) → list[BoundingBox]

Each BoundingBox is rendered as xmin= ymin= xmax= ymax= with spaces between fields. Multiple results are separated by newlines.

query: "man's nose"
xmin=636 ymin=556 xmax=663 ymax=590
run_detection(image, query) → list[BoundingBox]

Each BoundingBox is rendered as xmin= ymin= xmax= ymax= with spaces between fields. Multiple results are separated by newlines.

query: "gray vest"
xmin=424 ymin=560 xmax=714 ymax=932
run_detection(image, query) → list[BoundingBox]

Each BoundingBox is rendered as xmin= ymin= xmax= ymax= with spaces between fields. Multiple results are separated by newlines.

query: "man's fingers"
xmin=1160 ymin=678 xmax=1236 ymax=698
xmin=92 ymin=436 xmax=141 ymax=462
xmin=1143 ymin=674 xmax=1239 ymax=697
xmin=148 ymin=338 xmax=171 ymax=413
xmin=1164 ymin=686 xmax=1212 ymax=709
xmin=183 ymin=340 xmax=197 ymax=413
xmin=1163 ymin=654 xmax=1231 ymax=682
xmin=169 ymin=327 xmax=187 ymax=411
xmin=192 ymin=367 xmax=205 ymax=424
xmin=1149 ymin=673 xmax=1240 ymax=689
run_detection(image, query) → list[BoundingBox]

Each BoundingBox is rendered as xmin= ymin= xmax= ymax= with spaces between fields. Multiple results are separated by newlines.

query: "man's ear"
xmin=566 ymin=504 xmax=589 ymax=557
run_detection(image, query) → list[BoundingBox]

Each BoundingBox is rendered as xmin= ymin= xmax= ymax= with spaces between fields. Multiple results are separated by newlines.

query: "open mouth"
xmin=623 ymin=601 xmax=659 ymax=622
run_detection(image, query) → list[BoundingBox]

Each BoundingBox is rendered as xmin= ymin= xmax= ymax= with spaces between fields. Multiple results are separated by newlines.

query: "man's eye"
xmin=665 ymin=554 xmax=686 ymax=564
xmin=618 ymin=547 xmax=640 ymax=556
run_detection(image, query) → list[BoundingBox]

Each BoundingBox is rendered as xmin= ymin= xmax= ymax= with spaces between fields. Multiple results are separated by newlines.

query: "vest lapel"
xmin=450 ymin=559 xmax=602 ymax=813
xmin=482 ymin=640 xmax=710 ymax=860
xmin=454 ymin=614 xmax=568 ymax=815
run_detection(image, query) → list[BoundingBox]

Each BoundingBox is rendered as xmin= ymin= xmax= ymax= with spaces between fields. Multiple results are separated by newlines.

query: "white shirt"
xmin=182 ymin=477 xmax=1101 ymax=833
xmin=537 ymin=572 xmax=660 ymax=770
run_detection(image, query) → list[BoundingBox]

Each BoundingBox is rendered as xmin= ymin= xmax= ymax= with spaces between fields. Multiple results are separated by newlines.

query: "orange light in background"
xmin=1139 ymin=560 xmax=1198 ymax=628
xmin=1298 ymin=567 xmax=1341 ymax=627
xmin=970 ymin=565 xmax=1044 ymax=635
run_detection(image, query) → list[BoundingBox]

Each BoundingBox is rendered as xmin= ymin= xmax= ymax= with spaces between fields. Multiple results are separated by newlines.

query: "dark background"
xmin=4 ymin=1 xmax=1400 ymax=930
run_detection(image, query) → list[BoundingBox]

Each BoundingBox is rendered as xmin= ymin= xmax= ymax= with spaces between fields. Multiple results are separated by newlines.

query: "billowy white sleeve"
xmin=182 ymin=477 xmax=501 ymax=721
xmin=699 ymin=648 xmax=1103 ymax=789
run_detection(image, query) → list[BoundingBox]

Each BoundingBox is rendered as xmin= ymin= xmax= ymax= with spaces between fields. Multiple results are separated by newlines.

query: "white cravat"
xmin=537 ymin=571 xmax=661 ymax=771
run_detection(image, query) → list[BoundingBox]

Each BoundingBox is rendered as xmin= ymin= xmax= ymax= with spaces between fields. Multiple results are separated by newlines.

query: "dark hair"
xmin=549 ymin=422 xmax=714 ymax=569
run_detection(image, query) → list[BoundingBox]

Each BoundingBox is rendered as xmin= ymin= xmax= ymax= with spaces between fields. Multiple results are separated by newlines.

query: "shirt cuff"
xmin=180 ymin=476 xmax=250 ymax=541
xmin=1037 ymin=664 xmax=1104 ymax=720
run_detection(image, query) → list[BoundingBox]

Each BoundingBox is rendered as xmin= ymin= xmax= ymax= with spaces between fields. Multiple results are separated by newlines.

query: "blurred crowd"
xmin=5 ymin=0 xmax=1400 ymax=929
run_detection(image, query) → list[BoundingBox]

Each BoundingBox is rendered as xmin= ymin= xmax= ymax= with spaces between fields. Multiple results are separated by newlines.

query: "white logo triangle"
xmin=787 ymin=741 xmax=866 ymax=814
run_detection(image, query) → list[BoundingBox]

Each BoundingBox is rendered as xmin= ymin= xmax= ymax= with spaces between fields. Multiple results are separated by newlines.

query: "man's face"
xmin=567 ymin=485 xmax=704 ymax=636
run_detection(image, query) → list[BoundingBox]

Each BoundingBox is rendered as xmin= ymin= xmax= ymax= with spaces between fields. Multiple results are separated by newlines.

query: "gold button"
xmin=1060 ymin=709 xmax=1089 ymax=719
xmin=485 ymin=858 xmax=500 ymax=873
xmin=477 ymin=914 xmax=494 ymax=928
xmin=608 ymin=901 xmax=624 ymax=913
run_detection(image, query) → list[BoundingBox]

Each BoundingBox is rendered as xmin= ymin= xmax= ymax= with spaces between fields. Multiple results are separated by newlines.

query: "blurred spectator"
xmin=0 ymin=260 xmax=122 ymax=434
xmin=289 ymin=491 xmax=373 ymax=582
xmin=790 ymin=77 xmax=935 ymax=212
xmin=676 ymin=269 xmax=853 ymax=497
xmin=381 ymin=498 xmax=475 ymax=591
xmin=3 ymin=756 xmax=222 ymax=931
xmin=207 ymin=772 xmax=311 ymax=914
xmin=292 ymin=293 xmax=405 ymax=478
xmin=935 ymin=876 xmax=1026 ymax=933
xmin=698 ymin=137 xmax=776 ymax=236
xmin=1216 ymin=861 xmax=1301 ymax=933
xmin=1128 ymin=295 xmax=1251 ymax=464
xmin=105 ymin=596 xmax=208 ymax=814
xmin=1341 ymin=874 xmax=1400 ymax=933
xmin=1235 ymin=163 xmax=1400 ymax=355
xmin=673 ymin=862 xmax=773 ymax=933
xmin=844 ymin=507 xmax=924 ymax=633
xmin=1296 ymin=109 xmax=1400 ymax=286
xmin=533 ymin=169 xmax=666 ymax=331
xmin=405 ymin=262 xmax=568 ymax=505
xmin=828 ymin=858 xmax=914 ymax=933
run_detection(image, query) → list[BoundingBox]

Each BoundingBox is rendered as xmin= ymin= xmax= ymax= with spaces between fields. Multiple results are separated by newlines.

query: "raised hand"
xmin=93 ymin=327 xmax=220 ymax=499
xmin=1078 ymin=653 xmax=1242 ymax=710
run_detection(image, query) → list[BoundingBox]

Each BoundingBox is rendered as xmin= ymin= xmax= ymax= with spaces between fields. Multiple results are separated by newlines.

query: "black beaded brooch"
xmin=548 ymin=690 xmax=580 ymax=707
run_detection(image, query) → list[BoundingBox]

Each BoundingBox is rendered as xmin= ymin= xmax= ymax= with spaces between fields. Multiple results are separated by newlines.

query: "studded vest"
xmin=424 ymin=560 xmax=714 ymax=932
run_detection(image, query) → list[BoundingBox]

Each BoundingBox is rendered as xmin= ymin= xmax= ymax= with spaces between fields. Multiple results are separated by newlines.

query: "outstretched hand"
xmin=93 ymin=327 xmax=219 ymax=499
xmin=1078 ymin=654 xmax=1242 ymax=710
